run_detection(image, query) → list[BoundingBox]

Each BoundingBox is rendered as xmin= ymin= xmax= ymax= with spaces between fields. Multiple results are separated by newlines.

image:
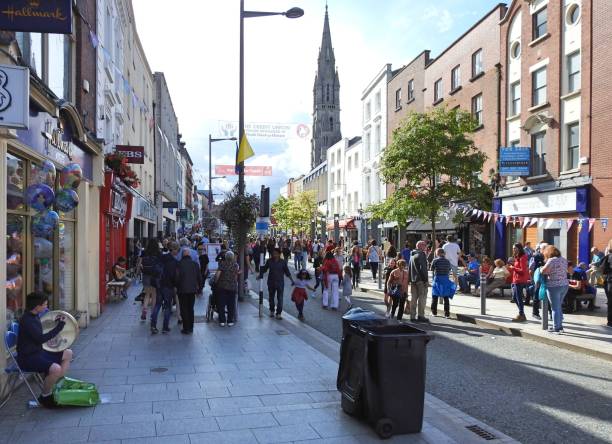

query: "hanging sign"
xmin=0 ymin=0 xmax=73 ymax=34
xmin=499 ymin=147 xmax=531 ymax=177
xmin=0 ymin=64 xmax=29 ymax=129
xmin=115 ymin=145 xmax=144 ymax=164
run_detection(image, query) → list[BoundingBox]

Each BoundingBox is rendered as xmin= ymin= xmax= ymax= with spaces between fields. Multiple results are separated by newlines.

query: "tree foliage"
xmin=271 ymin=190 xmax=319 ymax=234
xmin=218 ymin=186 xmax=260 ymax=240
xmin=369 ymin=106 xmax=491 ymax=240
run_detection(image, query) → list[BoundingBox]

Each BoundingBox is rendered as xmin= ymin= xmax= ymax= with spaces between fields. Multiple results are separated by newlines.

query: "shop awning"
xmin=407 ymin=217 xmax=458 ymax=233
xmin=326 ymin=218 xmax=356 ymax=230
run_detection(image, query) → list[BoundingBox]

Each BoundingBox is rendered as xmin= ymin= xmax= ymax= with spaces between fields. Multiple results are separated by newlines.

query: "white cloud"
xmin=422 ymin=7 xmax=454 ymax=33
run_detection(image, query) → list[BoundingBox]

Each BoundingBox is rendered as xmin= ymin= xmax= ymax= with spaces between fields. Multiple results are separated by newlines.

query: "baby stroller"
xmin=206 ymin=274 xmax=218 ymax=322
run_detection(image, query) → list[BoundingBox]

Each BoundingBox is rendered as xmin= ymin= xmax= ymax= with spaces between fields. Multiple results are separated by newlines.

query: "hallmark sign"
xmin=0 ymin=64 xmax=29 ymax=129
xmin=0 ymin=0 xmax=72 ymax=34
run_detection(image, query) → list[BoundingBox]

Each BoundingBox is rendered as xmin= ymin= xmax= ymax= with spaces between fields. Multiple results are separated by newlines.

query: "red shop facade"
xmin=99 ymin=170 xmax=133 ymax=307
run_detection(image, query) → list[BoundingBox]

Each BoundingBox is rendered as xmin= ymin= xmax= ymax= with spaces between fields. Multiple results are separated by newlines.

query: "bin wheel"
xmin=376 ymin=418 xmax=394 ymax=439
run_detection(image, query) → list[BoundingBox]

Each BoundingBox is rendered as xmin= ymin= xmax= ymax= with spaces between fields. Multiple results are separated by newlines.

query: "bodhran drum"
xmin=40 ymin=310 xmax=79 ymax=352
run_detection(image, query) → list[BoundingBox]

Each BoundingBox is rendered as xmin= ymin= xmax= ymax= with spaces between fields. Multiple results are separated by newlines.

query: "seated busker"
xmin=17 ymin=292 xmax=73 ymax=408
xmin=112 ymin=256 xmax=131 ymax=298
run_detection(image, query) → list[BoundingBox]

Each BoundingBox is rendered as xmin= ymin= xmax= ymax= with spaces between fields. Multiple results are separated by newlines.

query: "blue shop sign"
xmin=499 ymin=147 xmax=530 ymax=176
xmin=0 ymin=0 xmax=72 ymax=34
xmin=16 ymin=107 xmax=93 ymax=180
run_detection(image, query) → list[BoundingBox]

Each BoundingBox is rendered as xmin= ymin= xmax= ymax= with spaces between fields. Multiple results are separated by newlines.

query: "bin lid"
xmin=364 ymin=324 xmax=431 ymax=339
xmin=342 ymin=307 xmax=384 ymax=322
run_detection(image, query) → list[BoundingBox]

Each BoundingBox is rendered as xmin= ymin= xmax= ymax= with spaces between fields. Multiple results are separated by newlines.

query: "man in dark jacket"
xmin=151 ymin=247 xmax=179 ymax=334
xmin=258 ymin=248 xmax=294 ymax=319
xmin=176 ymin=248 xmax=202 ymax=334
xmin=599 ymin=251 xmax=612 ymax=328
xmin=409 ymin=240 xmax=429 ymax=322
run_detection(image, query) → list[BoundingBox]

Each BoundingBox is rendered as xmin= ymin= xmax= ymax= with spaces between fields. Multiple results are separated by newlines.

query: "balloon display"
xmin=55 ymin=189 xmax=79 ymax=212
xmin=44 ymin=210 xmax=60 ymax=228
xmin=60 ymin=163 xmax=82 ymax=189
xmin=32 ymin=214 xmax=55 ymax=237
xmin=25 ymin=184 xmax=55 ymax=212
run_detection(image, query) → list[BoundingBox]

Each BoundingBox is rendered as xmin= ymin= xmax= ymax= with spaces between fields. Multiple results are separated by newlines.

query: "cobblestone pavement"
xmin=249 ymin=265 xmax=612 ymax=444
xmin=1 ymin=283 xmax=517 ymax=444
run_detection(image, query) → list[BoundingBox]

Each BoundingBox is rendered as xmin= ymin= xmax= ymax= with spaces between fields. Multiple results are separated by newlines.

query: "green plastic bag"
xmin=53 ymin=377 xmax=100 ymax=407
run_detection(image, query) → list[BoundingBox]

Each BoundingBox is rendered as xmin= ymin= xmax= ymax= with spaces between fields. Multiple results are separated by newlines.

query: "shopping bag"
xmin=53 ymin=377 xmax=100 ymax=407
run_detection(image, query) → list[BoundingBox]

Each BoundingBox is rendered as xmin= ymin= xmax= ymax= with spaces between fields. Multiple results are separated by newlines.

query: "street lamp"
xmin=238 ymin=1 xmax=303 ymax=301
xmin=209 ymin=134 xmax=236 ymax=210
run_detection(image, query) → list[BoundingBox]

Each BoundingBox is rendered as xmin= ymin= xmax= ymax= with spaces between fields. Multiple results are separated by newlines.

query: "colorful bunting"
xmin=602 ymin=218 xmax=609 ymax=232
xmin=588 ymin=218 xmax=596 ymax=232
xmin=566 ymin=219 xmax=575 ymax=232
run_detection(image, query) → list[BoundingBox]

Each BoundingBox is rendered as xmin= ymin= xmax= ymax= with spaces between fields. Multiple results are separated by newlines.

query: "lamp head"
xmin=285 ymin=7 xmax=304 ymax=18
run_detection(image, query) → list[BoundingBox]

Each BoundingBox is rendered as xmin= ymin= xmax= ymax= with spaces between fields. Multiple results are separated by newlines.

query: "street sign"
xmin=115 ymin=145 xmax=144 ymax=164
xmin=256 ymin=217 xmax=270 ymax=236
xmin=162 ymin=201 xmax=178 ymax=209
xmin=0 ymin=64 xmax=29 ymax=129
xmin=0 ymin=0 xmax=73 ymax=34
xmin=499 ymin=147 xmax=530 ymax=176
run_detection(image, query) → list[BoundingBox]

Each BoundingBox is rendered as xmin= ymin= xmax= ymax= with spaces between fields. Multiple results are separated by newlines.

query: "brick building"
xmin=494 ymin=0 xmax=598 ymax=262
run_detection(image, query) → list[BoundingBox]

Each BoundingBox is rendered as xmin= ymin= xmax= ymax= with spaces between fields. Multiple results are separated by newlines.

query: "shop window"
xmin=59 ymin=221 xmax=75 ymax=311
xmin=6 ymin=153 xmax=25 ymax=211
xmin=6 ymin=215 xmax=25 ymax=322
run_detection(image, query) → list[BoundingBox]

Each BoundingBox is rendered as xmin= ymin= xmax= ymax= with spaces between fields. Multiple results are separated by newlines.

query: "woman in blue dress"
xmin=431 ymin=248 xmax=456 ymax=318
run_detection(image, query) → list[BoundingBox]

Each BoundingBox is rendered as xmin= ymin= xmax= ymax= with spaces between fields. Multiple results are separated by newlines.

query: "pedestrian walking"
xmin=313 ymin=250 xmax=324 ymax=293
xmin=282 ymin=240 xmax=291 ymax=267
xmin=508 ymin=243 xmax=530 ymax=322
xmin=258 ymin=248 xmax=294 ymax=319
xmin=151 ymin=246 xmax=178 ymax=334
xmin=140 ymin=240 xmax=162 ymax=321
xmin=215 ymin=251 xmax=239 ymax=327
xmin=367 ymin=240 xmax=381 ymax=281
xmin=350 ymin=244 xmax=361 ymax=288
xmin=599 ymin=239 xmax=612 ymax=328
xmin=409 ymin=241 xmax=429 ymax=322
xmin=342 ymin=264 xmax=353 ymax=308
xmin=197 ymin=242 xmax=210 ymax=295
xmin=387 ymin=259 xmax=410 ymax=321
xmin=291 ymin=269 xmax=314 ymax=321
xmin=431 ymin=248 xmax=456 ymax=318
xmin=293 ymin=240 xmax=304 ymax=270
xmin=442 ymin=235 xmax=463 ymax=284
xmin=321 ymin=251 xmax=342 ymax=310
xmin=176 ymin=248 xmax=202 ymax=334
xmin=334 ymin=247 xmax=345 ymax=271
xmin=383 ymin=259 xmax=397 ymax=317
xmin=541 ymin=245 xmax=569 ymax=333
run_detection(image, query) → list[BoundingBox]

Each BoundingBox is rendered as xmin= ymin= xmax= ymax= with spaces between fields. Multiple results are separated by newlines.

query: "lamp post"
xmin=208 ymin=134 xmax=236 ymax=210
xmin=238 ymin=1 xmax=303 ymax=301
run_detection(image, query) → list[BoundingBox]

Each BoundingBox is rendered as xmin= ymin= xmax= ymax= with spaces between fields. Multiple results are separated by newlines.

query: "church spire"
xmin=311 ymin=5 xmax=342 ymax=169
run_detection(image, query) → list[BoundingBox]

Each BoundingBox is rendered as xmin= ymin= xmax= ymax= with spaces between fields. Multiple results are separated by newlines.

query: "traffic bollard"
xmin=480 ymin=274 xmax=486 ymax=315
xmin=378 ymin=263 xmax=383 ymax=290
xmin=542 ymin=297 xmax=549 ymax=330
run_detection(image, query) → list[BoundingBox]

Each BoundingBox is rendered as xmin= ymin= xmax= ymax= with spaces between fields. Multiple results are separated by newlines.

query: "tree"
xmin=369 ymin=106 xmax=491 ymax=242
xmin=218 ymin=186 xmax=260 ymax=241
xmin=271 ymin=191 xmax=319 ymax=235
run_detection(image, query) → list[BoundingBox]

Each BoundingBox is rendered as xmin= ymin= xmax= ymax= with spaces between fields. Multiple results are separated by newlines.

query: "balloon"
xmin=31 ymin=214 xmax=54 ymax=237
xmin=41 ymin=160 xmax=56 ymax=182
xmin=44 ymin=210 xmax=60 ymax=229
xmin=60 ymin=163 xmax=82 ymax=190
xmin=55 ymin=189 xmax=79 ymax=212
xmin=25 ymin=184 xmax=55 ymax=212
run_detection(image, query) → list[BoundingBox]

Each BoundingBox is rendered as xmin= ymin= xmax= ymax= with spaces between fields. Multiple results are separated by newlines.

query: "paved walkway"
xmin=359 ymin=277 xmax=612 ymax=361
xmin=1 ymin=283 xmax=518 ymax=444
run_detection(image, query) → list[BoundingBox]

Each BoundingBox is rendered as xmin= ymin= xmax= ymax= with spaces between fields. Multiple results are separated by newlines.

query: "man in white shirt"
xmin=442 ymin=235 xmax=464 ymax=283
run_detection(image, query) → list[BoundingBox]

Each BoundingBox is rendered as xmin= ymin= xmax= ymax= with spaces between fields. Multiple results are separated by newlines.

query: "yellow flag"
xmin=237 ymin=133 xmax=255 ymax=163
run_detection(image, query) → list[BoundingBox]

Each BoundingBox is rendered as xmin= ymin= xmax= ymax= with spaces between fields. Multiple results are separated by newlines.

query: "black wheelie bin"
xmin=337 ymin=311 xmax=432 ymax=439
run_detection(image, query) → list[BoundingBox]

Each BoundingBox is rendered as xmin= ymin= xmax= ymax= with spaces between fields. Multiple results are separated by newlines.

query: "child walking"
xmin=342 ymin=265 xmax=353 ymax=309
xmin=292 ymin=269 xmax=315 ymax=321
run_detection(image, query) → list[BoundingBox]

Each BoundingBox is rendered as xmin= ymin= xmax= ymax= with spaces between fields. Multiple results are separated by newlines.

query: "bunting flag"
xmin=566 ymin=219 xmax=575 ymax=232
xmin=493 ymin=214 xmax=499 ymax=224
xmin=89 ymin=30 xmax=99 ymax=49
xmin=506 ymin=216 xmax=512 ymax=226
xmin=588 ymin=218 xmax=596 ymax=232
xmin=544 ymin=218 xmax=554 ymax=229
xmin=487 ymin=212 xmax=493 ymax=223
xmin=517 ymin=217 xmax=524 ymax=227
xmin=522 ymin=217 xmax=530 ymax=228
xmin=539 ymin=218 xmax=545 ymax=227
xmin=602 ymin=218 xmax=609 ymax=232
xmin=577 ymin=219 xmax=584 ymax=231
xmin=472 ymin=209 xmax=478 ymax=216
xmin=529 ymin=218 xmax=538 ymax=227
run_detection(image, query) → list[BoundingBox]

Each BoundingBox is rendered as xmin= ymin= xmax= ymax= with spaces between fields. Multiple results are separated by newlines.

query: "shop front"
xmin=327 ymin=218 xmax=357 ymax=245
xmin=493 ymin=186 xmax=591 ymax=263
xmin=99 ymin=171 xmax=133 ymax=307
xmin=3 ymin=102 xmax=101 ymax=325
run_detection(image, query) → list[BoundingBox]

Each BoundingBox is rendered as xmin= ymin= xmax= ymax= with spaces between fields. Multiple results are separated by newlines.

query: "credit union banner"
xmin=215 ymin=165 xmax=272 ymax=176
xmin=218 ymin=120 xmax=311 ymax=140
xmin=0 ymin=0 xmax=73 ymax=34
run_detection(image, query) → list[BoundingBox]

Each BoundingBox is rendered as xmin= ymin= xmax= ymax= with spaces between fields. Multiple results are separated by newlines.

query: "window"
xmin=354 ymin=153 xmax=359 ymax=169
xmin=347 ymin=156 xmax=352 ymax=171
xmin=567 ymin=122 xmax=580 ymax=170
xmin=331 ymin=153 xmax=335 ymax=166
xmin=364 ymin=132 xmax=371 ymax=161
xmin=510 ymin=81 xmax=521 ymax=116
xmin=472 ymin=49 xmax=483 ymax=78
xmin=533 ymin=7 xmax=548 ymax=40
xmin=326 ymin=84 xmax=330 ymax=102
xmin=471 ymin=94 xmax=483 ymax=126
xmin=566 ymin=3 xmax=580 ymax=25
xmin=365 ymin=101 xmax=371 ymax=122
xmin=510 ymin=41 xmax=521 ymax=59
xmin=532 ymin=67 xmax=547 ymax=106
xmin=434 ymin=78 xmax=443 ymax=102
xmin=395 ymin=88 xmax=402 ymax=109
xmin=407 ymin=79 xmax=414 ymax=101
xmin=567 ymin=51 xmax=581 ymax=93
xmin=330 ymin=172 xmax=335 ymax=191
xmin=329 ymin=117 xmax=334 ymax=131
xmin=532 ymin=131 xmax=547 ymax=176
xmin=375 ymin=91 xmax=381 ymax=113
xmin=374 ymin=124 xmax=381 ymax=153
xmin=451 ymin=65 xmax=461 ymax=90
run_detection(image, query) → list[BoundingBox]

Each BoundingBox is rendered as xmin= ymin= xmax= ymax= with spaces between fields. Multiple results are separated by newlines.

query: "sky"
xmin=132 ymin=0 xmax=498 ymax=200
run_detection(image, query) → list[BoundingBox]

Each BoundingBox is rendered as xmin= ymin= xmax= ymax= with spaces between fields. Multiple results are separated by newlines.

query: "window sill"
xmin=469 ymin=72 xmax=484 ymax=82
xmin=528 ymin=33 xmax=551 ymax=48
xmin=526 ymin=173 xmax=551 ymax=181
xmin=474 ymin=124 xmax=484 ymax=132
xmin=559 ymin=168 xmax=581 ymax=176
xmin=560 ymin=90 xmax=581 ymax=101
xmin=528 ymin=102 xmax=550 ymax=113
xmin=395 ymin=106 xmax=402 ymax=112
xmin=506 ymin=113 xmax=521 ymax=122
xmin=406 ymin=97 xmax=415 ymax=105
xmin=449 ymin=86 xmax=462 ymax=96
xmin=433 ymin=98 xmax=444 ymax=106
